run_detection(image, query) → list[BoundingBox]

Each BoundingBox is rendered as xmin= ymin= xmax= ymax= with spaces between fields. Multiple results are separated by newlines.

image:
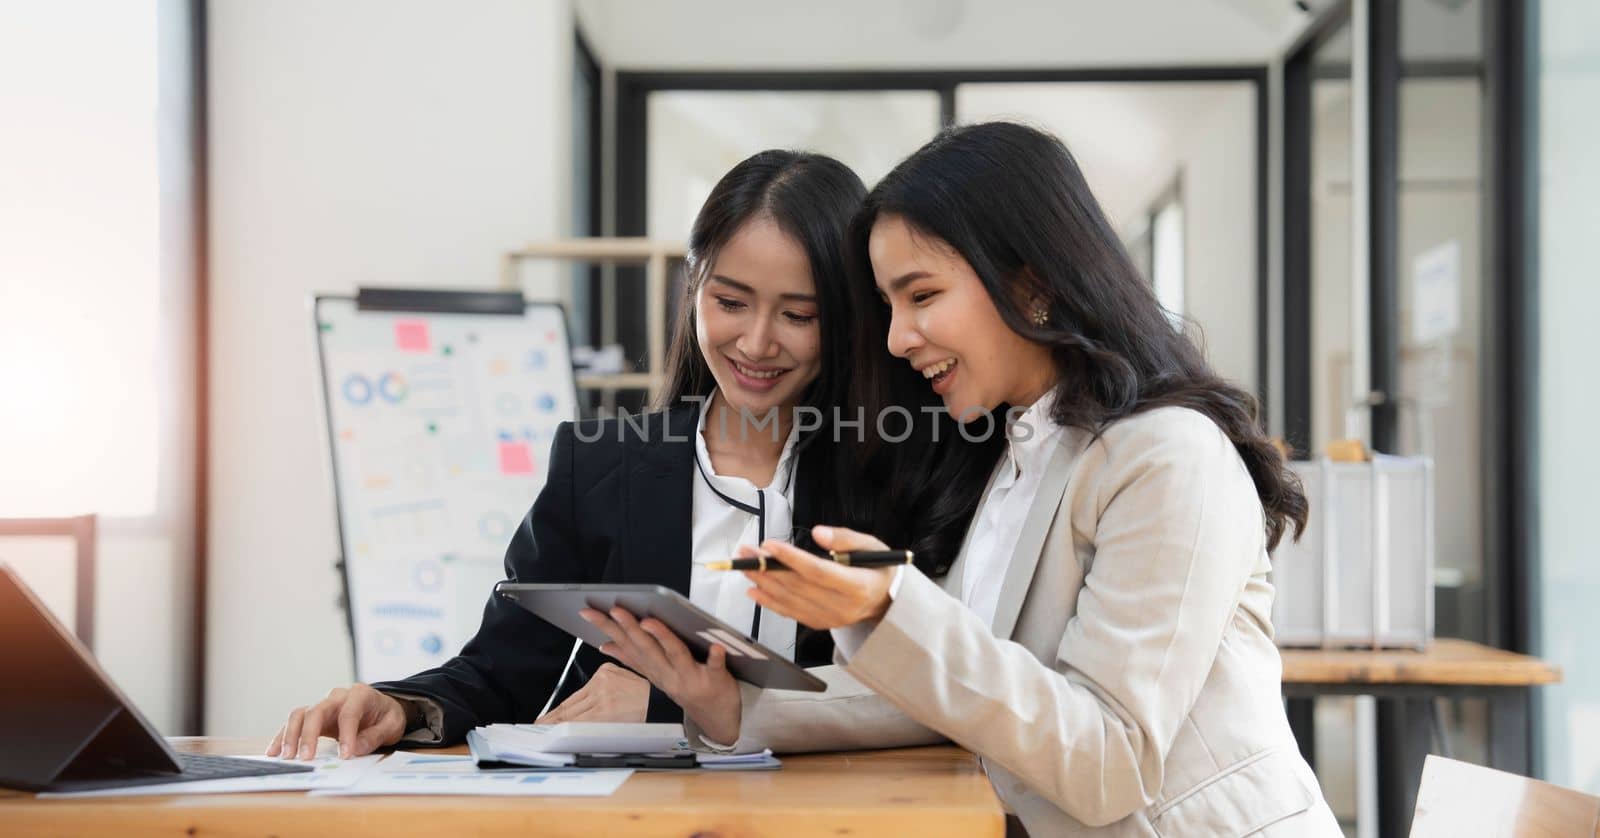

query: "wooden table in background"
xmin=0 ymin=738 xmax=1005 ymax=837
xmin=1280 ymin=638 xmax=1562 ymax=838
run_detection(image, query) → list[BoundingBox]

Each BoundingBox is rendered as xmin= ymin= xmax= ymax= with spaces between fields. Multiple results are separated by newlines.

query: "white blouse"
xmin=958 ymin=390 xmax=1068 ymax=627
xmin=687 ymin=394 xmax=801 ymax=661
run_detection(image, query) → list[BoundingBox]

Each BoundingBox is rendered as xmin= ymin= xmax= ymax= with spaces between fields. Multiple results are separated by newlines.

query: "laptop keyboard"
xmin=176 ymin=752 xmax=314 ymax=780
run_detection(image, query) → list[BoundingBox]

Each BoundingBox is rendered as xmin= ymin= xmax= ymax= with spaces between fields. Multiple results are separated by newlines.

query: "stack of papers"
xmin=697 ymin=750 xmax=782 ymax=770
xmin=476 ymin=721 xmax=688 ymax=755
xmin=468 ymin=723 xmax=781 ymax=772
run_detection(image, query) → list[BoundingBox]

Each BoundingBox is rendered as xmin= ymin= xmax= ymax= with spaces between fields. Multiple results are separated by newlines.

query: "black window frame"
xmin=612 ymin=67 xmax=1270 ymax=416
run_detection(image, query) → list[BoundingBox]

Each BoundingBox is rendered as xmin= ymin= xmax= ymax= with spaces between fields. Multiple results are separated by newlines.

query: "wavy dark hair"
xmin=653 ymin=149 xmax=919 ymax=556
xmin=854 ymin=122 xmax=1307 ymax=553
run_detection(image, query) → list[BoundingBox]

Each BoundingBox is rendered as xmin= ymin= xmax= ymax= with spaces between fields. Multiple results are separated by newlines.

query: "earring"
xmin=1030 ymin=305 xmax=1050 ymax=326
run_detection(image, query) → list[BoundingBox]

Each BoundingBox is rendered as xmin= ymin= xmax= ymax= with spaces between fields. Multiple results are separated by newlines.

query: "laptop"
xmin=0 ymin=564 xmax=312 ymax=792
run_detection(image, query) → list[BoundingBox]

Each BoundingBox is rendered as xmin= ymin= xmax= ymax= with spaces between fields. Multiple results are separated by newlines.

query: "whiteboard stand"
xmin=312 ymin=288 xmax=579 ymax=683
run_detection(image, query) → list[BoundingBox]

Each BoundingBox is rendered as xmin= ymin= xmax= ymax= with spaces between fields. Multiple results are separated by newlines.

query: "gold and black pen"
xmin=705 ymin=549 xmax=914 ymax=572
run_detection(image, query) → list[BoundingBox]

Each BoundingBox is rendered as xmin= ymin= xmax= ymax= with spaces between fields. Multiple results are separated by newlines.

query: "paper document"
xmin=477 ymin=721 xmax=687 ymax=754
xmin=34 ymin=754 xmax=384 ymax=798
xmin=697 ymin=749 xmax=781 ymax=770
xmin=312 ymin=751 xmax=632 ymax=797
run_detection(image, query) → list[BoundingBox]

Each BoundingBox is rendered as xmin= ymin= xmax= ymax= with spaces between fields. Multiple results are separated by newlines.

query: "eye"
xmin=783 ymin=311 xmax=817 ymax=325
xmin=911 ymin=290 xmax=938 ymax=305
xmin=713 ymin=296 xmax=746 ymax=312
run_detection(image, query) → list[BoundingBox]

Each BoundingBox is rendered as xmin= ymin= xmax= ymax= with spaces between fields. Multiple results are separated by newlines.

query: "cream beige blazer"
xmin=696 ymin=406 xmax=1341 ymax=836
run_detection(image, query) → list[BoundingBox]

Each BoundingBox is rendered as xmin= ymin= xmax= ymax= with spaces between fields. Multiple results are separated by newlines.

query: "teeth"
xmin=922 ymin=359 xmax=956 ymax=379
xmin=733 ymin=360 xmax=784 ymax=380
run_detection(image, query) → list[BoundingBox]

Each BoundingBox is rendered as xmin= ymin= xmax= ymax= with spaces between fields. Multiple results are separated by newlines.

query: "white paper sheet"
xmin=312 ymin=751 xmax=633 ymax=797
xmin=34 ymin=754 xmax=385 ymax=798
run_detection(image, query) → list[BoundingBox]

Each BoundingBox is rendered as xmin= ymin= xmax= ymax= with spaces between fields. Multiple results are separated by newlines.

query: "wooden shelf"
xmin=576 ymin=373 xmax=660 ymax=390
xmin=502 ymin=239 xmax=686 ymax=403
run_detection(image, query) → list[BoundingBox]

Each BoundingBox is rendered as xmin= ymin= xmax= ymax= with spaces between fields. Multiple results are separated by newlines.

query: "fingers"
xmin=606 ymin=607 xmax=673 ymax=673
xmin=336 ymin=693 xmax=366 ymax=759
xmin=705 ymin=643 xmax=729 ymax=674
xmin=266 ymin=724 xmax=286 ymax=757
xmin=745 ymin=579 xmax=831 ymax=628
xmin=759 ymin=540 xmax=855 ymax=590
xmin=811 ymin=525 xmax=889 ymax=553
xmin=745 ymin=551 xmax=849 ymax=615
xmin=580 ymin=608 xmax=630 ymax=647
xmin=296 ymin=701 xmax=329 ymax=760
xmin=279 ymin=706 xmax=306 ymax=761
xmin=640 ymin=618 xmax=696 ymax=671
xmin=537 ymin=690 xmax=592 ymax=725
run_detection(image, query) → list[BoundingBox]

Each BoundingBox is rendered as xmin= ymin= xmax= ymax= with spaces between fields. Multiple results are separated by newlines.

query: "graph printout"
xmin=314 ymin=296 xmax=577 ymax=682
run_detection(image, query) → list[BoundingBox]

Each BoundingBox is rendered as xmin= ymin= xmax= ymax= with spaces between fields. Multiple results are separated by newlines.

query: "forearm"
xmin=685 ymin=665 xmax=946 ymax=755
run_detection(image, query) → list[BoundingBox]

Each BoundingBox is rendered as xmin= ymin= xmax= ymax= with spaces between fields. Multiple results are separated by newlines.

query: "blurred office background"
xmin=1 ymin=0 xmax=1595 ymax=834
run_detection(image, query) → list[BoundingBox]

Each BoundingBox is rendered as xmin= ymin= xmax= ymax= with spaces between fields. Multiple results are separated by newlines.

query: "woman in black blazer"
xmin=269 ymin=150 xmax=973 ymax=759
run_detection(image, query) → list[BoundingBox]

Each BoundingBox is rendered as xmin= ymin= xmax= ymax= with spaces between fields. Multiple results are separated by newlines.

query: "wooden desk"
xmin=1281 ymin=638 xmax=1562 ymax=687
xmin=0 ymin=738 xmax=1005 ymax=837
xmin=1280 ymin=639 xmax=1562 ymax=838
xmin=1410 ymin=754 xmax=1600 ymax=837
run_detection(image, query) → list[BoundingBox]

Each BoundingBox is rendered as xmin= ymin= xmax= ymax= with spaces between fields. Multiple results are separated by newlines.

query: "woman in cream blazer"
xmin=737 ymin=123 xmax=1344 ymax=836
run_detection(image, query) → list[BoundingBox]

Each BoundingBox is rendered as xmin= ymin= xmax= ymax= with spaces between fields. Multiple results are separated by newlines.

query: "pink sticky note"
xmin=498 ymin=441 xmax=534 ymax=475
xmin=395 ymin=320 xmax=430 ymax=352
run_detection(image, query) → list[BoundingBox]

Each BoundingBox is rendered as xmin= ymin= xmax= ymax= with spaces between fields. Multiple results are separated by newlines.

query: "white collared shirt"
xmin=960 ymin=391 xmax=1068 ymax=627
xmin=687 ymin=394 xmax=801 ymax=661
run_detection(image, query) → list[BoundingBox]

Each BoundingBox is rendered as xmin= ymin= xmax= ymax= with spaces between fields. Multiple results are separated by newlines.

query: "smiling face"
xmin=869 ymin=214 xmax=1056 ymax=420
xmin=694 ymin=215 xmax=823 ymax=419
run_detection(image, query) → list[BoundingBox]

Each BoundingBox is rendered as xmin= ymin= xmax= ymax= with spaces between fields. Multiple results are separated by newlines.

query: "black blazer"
xmin=370 ymin=403 xmax=834 ymax=745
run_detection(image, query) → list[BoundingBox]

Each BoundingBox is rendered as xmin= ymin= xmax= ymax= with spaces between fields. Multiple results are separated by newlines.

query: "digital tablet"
xmin=495 ymin=583 xmax=827 ymax=692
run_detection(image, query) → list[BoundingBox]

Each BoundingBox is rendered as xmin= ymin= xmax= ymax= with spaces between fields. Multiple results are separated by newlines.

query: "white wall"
xmin=1162 ymin=88 xmax=1258 ymax=392
xmin=205 ymin=0 xmax=575 ymax=736
xmin=646 ymin=91 xmax=942 ymax=241
xmin=957 ymin=83 xmax=1259 ymax=392
xmin=579 ymin=0 xmax=1306 ymax=70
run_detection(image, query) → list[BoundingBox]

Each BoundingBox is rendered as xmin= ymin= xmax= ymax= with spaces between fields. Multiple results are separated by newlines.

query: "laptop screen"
xmin=0 ymin=564 xmax=180 ymax=783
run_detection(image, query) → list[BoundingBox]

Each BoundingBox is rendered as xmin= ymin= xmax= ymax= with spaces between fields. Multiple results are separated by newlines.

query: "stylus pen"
xmin=705 ymin=549 xmax=914 ymax=572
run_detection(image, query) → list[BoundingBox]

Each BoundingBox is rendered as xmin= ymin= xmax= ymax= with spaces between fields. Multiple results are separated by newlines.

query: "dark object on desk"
xmin=572 ymin=752 xmax=699 ymax=769
xmin=495 ymin=582 xmax=827 ymax=692
xmin=708 ymin=549 xmax=914 ymax=572
xmin=0 ymin=565 xmax=313 ymax=792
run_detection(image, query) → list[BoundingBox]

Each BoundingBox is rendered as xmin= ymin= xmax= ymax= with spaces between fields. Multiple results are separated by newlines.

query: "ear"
xmin=1009 ymin=266 xmax=1052 ymax=321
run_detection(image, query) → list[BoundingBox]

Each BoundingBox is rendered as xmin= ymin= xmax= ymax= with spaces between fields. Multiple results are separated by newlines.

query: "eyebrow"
xmin=709 ymin=274 xmax=817 ymax=303
xmin=882 ymin=271 xmax=933 ymax=295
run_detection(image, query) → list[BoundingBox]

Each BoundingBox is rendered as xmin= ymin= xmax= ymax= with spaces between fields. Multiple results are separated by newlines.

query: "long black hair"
xmin=654 ymin=150 xmax=907 ymax=553
xmin=855 ymin=122 xmax=1308 ymax=553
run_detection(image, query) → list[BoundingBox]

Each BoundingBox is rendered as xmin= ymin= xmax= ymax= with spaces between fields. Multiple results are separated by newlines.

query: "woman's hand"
xmin=535 ymin=662 xmax=651 ymax=724
xmin=579 ymin=607 xmax=743 ymax=745
xmin=268 ymin=683 xmax=407 ymax=760
xmin=742 ymin=525 xmax=897 ymax=630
